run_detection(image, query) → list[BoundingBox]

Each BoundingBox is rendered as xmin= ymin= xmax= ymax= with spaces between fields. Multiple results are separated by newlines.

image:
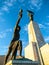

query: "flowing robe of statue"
xmin=4 ymin=9 xmax=23 ymax=65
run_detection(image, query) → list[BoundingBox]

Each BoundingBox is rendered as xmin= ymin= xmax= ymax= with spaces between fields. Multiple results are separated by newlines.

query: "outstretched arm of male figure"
xmin=14 ymin=9 xmax=23 ymax=30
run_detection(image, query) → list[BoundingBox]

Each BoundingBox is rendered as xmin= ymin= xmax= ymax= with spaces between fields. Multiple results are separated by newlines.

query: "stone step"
xmin=6 ymin=58 xmax=40 ymax=65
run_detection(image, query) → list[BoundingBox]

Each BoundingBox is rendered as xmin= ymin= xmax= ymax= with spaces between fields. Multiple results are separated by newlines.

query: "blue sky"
xmin=0 ymin=0 xmax=49 ymax=55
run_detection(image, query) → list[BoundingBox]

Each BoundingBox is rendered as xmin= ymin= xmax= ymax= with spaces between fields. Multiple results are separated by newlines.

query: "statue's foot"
xmin=16 ymin=56 xmax=24 ymax=59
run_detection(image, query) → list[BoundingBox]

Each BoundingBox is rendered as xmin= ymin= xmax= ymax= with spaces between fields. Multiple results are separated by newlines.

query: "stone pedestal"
xmin=6 ymin=58 xmax=40 ymax=65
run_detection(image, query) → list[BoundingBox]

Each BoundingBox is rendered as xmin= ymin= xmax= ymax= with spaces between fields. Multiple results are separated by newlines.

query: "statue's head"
xmin=17 ymin=25 xmax=21 ymax=31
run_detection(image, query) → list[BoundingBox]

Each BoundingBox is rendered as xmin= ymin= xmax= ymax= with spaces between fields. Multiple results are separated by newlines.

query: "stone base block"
xmin=6 ymin=58 xmax=40 ymax=65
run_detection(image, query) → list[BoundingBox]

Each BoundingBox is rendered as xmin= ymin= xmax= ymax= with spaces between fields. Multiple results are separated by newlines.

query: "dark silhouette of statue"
xmin=4 ymin=9 xmax=23 ymax=65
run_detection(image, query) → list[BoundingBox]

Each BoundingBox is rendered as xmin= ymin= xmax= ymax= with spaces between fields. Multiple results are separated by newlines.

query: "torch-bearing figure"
xmin=4 ymin=9 xmax=23 ymax=65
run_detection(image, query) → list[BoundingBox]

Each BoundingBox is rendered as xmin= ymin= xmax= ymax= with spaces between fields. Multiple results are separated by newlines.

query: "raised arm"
xmin=15 ymin=9 xmax=23 ymax=27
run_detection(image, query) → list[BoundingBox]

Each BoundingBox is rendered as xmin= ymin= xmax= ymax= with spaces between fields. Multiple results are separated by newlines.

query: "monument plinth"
xmin=6 ymin=58 xmax=39 ymax=65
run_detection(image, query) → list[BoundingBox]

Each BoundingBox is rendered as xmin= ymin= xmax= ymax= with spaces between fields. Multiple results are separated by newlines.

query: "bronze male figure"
xmin=4 ymin=9 xmax=23 ymax=65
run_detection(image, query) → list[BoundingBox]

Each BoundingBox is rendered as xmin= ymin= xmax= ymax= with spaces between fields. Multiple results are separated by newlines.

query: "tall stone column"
xmin=25 ymin=21 xmax=39 ymax=61
xmin=25 ymin=20 xmax=45 ymax=65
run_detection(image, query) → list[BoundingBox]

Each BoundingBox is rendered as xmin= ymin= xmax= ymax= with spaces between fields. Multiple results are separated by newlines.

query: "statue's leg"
xmin=4 ymin=48 xmax=11 ymax=65
xmin=18 ymin=40 xmax=22 ymax=56
xmin=20 ymin=41 xmax=22 ymax=56
xmin=11 ymin=49 xmax=17 ymax=59
xmin=11 ymin=40 xmax=22 ymax=59
xmin=11 ymin=42 xmax=18 ymax=59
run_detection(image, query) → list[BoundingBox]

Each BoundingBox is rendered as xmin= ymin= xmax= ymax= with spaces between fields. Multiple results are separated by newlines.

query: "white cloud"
xmin=47 ymin=23 xmax=49 ymax=25
xmin=2 ymin=6 xmax=9 ymax=12
xmin=28 ymin=0 xmax=43 ymax=10
xmin=24 ymin=24 xmax=28 ymax=32
xmin=10 ymin=0 xmax=16 ymax=3
xmin=18 ymin=0 xmax=24 ymax=3
xmin=1 ymin=0 xmax=17 ymax=13
xmin=6 ymin=28 xmax=12 ymax=32
xmin=29 ymin=5 xmax=34 ymax=10
xmin=22 ymin=41 xmax=28 ymax=48
xmin=0 ymin=28 xmax=12 ymax=39
xmin=0 ymin=33 xmax=6 ymax=38
xmin=17 ymin=0 xmax=42 ymax=10
xmin=7 ymin=3 xmax=13 ymax=6
xmin=39 ymin=23 xmax=46 ymax=29
xmin=4 ymin=0 xmax=16 ymax=3
xmin=45 ymin=36 xmax=49 ymax=42
xmin=4 ymin=0 xmax=17 ymax=6
xmin=4 ymin=1 xmax=13 ymax=7
xmin=47 ymin=16 xmax=49 ymax=18
xmin=45 ymin=23 xmax=49 ymax=26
